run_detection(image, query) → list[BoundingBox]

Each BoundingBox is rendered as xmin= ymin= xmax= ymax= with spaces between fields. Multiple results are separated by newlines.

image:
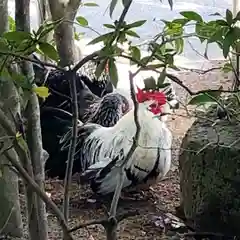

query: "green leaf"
xmin=226 ymin=9 xmax=233 ymax=25
xmin=38 ymin=42 xmax=59 ymax=61
xmin=8 ymin=16 xmax=16 ymax=31
xmin=172 ymin=18 xmax=190 ymax=26
xmin=95 ymin=59 xmax=108 ymax=78
xmin=174 ymin=38 xmax=184 ymax=54
xmin=168 ymin=64 xmax=180 ymax=71
xmin=180 ymin=11 xmax=203 ymax=22
xmin=222 ymin=62 xmax=233 ymax=73
xmin=207 ymin=28 xmax=224 ymax=44
xmin=88 ymin=32 xmax=113 ymax=45
xmin=157 ymin=68 xmax=167 ymax=86
xmin=10 ymin=72 xmax=33 ymax=89
xmin=110 ymin=0 xmax=118 ymax=18
xmin=125 ymin=30 xmax=140 ymax=38
xmin=83 ymin=2 xmax=99 ymax=6
xmin=36 ymin=18 xmax=63 ymax=40
xmin=140 ymin=56 xmax=152 ymax=65
xmin=188 ymin=93 xmax=216 ymax=105
xmin=76 ymin=16 xmax=89 ymax=27
xmin=33 ymin=86 xmax=50 ymax=100
xmin=108 ymin=58 xmax=118 ymax=87
xmin=233 ymin=11 xmax=240 ymax=22
xmin=210 ymin=12 xmax=222 ymax=17
xmin=222 ymin=29 xmax=236 ymax=58
xmin=130 ymin=46 xmax=141 ymax=63
xmin=125 ymin=20 xmax=147 ymax=29
xmin=168 ymin=0 xmax=173 ymax=10
xmin=215 ymin=19 xmax=228 ymax=26
xmin=0 ymin=38 xmax=9 ymax=51
xmin=0 ymin=67 xmax=11 ymax=80
xmin=3 ymin=31 xmax=32 ymax=42
xmin=122 ymin=0 xmax=131 ymax=7
xmin=103 ymin=24 xmax=115 ymax=29
xmin=143 ymin=77 xmax=156 ymax=90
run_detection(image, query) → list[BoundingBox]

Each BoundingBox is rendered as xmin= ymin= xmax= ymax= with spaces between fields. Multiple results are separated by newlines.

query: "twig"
xmin=105 ymin=70 xmax=141 ymax=240
xmin=69 ymin=210 xmax=139 ymax=233
xmin=72 ymin=51 xmax=99 ymax=72
xmin=63 ymin=70 xmax=79 ymax=222
xmin=4 ymin=150 xmax=73 ymax=240
xmin=120 ymin=53 xmax=240 ymax=96
xmin=178 ymin=66 xmax=222 ymax=74
xmin=180 ymin=231 xmax=229 ymax=238
xmin=0 ymin=51 xmax=64 ymax=71
xmin=187 ymin=39 xmax=208 ymax=60
xmin=0 ymin=108 xmax=73 ymax=240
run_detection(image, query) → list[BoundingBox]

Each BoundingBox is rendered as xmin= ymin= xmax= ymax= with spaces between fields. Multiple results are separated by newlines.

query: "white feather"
xmin=81 ymin=100 xmax=172 ymax=194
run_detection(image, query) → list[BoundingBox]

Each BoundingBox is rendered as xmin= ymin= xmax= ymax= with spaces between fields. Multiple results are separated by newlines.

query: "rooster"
xmin=60 ymin=87 xmax=172 ymax=195
xmin=41 ymin=90 xmax=130 ymax=178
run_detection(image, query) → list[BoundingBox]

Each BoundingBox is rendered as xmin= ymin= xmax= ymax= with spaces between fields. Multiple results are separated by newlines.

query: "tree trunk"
xmin=37 ymin=0 xmax=54 ymax=62
xmin=48 ymin=0 xmax=82 ymax=67
xmin=15 ymin=1 xmax=48 ymax=240
xmin=0 ymin=0 xmax=23 ymax=237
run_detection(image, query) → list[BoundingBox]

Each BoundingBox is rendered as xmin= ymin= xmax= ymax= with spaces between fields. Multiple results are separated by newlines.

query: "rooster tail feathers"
xmin=59 ymin=123 xmax=101 ymax=170
xmin=60 ymin=123 xmax=100 ymax=150
xmin=41 ymin=107 xmax=82 ymax=124
xmin=90 ymin=149 xmax=131 ymax=194
xmin=40 ymin=107 xmax=82 ymax=137
xmin=79 ymin=158 xmax=110 ymax=184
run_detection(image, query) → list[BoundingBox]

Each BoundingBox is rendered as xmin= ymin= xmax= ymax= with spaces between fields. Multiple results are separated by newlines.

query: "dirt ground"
xmin=18 ymin=60 xmax=232 ymax=240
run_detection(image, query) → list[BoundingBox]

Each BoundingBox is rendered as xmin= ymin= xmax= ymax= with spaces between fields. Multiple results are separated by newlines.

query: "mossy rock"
xmin=179 ymin=104 xmax=240 ymax=237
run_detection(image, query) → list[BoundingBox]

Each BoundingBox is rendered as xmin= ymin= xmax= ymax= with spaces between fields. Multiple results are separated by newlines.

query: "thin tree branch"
xmin=178 ymin=66 xmax=222 ymax=74
xmin=69 ymin=210 xmax=139 ymax=233
xmin=4 ymin=151 xmax=73 ymax=240
xmin=63 ymin=70 xmax=79 ymax=222
xmin=120 ymin=53 xmax=240 ymax=96
xmin=72 ymin=51 xmax=99 ymax=72
xmin=0 ymin=51 xmax=64 ymax=71
xmin=0 ymin=108 xmax=73 ymax=240
xmin=104 ymin=70 xmax=141 ymax=240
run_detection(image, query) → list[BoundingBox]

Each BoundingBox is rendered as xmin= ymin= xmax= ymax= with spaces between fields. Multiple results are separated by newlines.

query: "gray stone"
xmin=179 ymin=105 xmax=240 ymax=236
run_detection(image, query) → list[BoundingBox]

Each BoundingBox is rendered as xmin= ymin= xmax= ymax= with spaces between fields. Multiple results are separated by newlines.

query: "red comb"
xmin=136 ymin=87 xmax=147 ymax=103
xmin=136 ymin=87 xmax=167 ymax=105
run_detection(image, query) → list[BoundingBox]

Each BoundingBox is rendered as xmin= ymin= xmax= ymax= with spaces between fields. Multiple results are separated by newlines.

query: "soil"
xmin=17 ymin=60 xmax=233 ymax=240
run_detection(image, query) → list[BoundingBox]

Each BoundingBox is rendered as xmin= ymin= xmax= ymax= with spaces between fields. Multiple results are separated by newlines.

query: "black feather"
xmin=90 ymin=149 xmax=124 ymax=193
xmin=40 ymin=107 xmax=82 ymax=178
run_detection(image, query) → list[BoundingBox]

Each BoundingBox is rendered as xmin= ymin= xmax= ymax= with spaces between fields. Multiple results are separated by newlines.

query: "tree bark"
xmin=15 ymin=1 xmax=48 ymax=240
xmin=48 ymin=0 xmax=82 ymax=66
xmin=37 ymin=0 xmax=54 ymax=62
xmin=0 ymin=0 xmax=23 ymax=237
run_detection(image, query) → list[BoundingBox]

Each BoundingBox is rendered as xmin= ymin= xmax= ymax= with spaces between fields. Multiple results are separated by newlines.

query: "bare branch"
xmin=178 ymin=66 xmax=222 ymax=74
xmin=72 ymin=51 xmax=99 ymax=72
xmin=104 ymin=70 xmax=141 ymax=240
xmin=4 ymin=150 xmax=73 ymax=240
xmin=0 ymin=108 xmax=73 ymax=240
xmin=69 ymin=210 xmax=140 ymax=233
xmin=121 ymin=53 xmax=239 ymax=96
xmin=63 ymin=70 xmax=79 ymax=222
xmin=0 ymin=51 xmax=64 ymax=71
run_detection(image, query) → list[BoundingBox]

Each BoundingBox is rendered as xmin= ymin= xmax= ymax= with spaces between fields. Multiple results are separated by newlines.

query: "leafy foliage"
xmin=1 ymin=1 xmax=240 ymax=109
xmin=0 ymin=18 xmax=62 ymax=107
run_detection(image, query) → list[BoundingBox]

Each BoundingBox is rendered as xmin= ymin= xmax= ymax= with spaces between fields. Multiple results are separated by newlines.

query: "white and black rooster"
xmin=60 ymin=86 xmax=172 ymax=195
